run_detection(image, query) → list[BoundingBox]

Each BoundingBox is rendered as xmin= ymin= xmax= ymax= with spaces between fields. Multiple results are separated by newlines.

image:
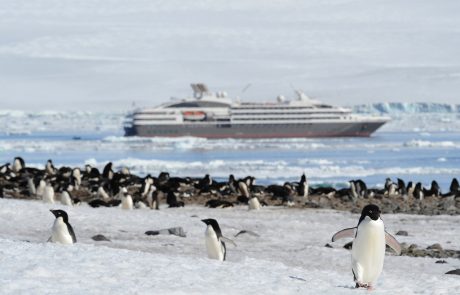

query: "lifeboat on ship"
xmin=182 ymin=111 xmax=207 ymax=121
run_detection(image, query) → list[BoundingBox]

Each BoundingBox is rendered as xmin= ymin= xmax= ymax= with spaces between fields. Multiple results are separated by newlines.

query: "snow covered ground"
xmin=0 ymin=198 xmax=459 ymax=294
xmin=1 ymin=0 xmax=460 ymax=110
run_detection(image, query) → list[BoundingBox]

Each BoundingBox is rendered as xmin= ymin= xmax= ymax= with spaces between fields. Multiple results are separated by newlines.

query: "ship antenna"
xmin=241 ymin=83 xmax=252 ymax=94
xmin=191 ymin=83 xmax=209 ymax=99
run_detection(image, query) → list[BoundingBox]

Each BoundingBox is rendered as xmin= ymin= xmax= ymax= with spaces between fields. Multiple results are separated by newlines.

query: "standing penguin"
xmin=49 ymin=209 xmax=77 ymax=244
xmin=60 ymin=190 xmax=73 ymax=206
xmin=248 ymin=196 xmax=261 ymax=210
xmin=12 ymin=157 xmax=25 ymax=173
xmin=201 ymin=219 xmax=236 ymax=261
xmin=43 ymin=182 xmax=55 ymax=204
xmin=332 ymin=204 xmax=401 ymax=290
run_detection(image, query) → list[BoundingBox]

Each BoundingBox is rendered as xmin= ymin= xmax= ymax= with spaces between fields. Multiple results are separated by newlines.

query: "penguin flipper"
xmin=385 ymin=231 xmax=401 ymax=255
xmin=67 ymin=224 xmax=77 ymax=243
xmin=331 ymin=227 xmax=356 ymax=242
xmin=221 ymin=236 xmax=237 ymax=247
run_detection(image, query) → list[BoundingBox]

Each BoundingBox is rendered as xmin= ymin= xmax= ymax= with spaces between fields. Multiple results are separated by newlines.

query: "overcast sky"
xmin=1 ymin=0 xmax=459 ymax=111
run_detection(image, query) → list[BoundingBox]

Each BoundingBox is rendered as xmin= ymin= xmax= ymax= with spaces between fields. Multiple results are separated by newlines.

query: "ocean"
xmin=1 ymin=130 xmax=459 ymax=191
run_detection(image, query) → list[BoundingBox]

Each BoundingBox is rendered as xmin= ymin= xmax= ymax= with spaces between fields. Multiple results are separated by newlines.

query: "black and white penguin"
xmin=332 ymin=204 xmax=401 ymax=290
xmin=166 ymin=191 xmax=184 ymax=208
xmin=102 ymin=162 xmax=114 ymax=180
xmin=72 ymin=168 xmax=81 ymax=188
xmin=297 ymin=173 xmax=309 ymax=199
xmin=141 ymin=175 xmax=154 ymax=197
xmin=43 ymin=181 xmax=55 ymax=204
xmin=12 ymin=157 xmax=25 ymax=173
xmin=397 ymin=178 xmax=407 ymax=197
xmin=146 ymin=186 xmax=159 ymax=210
xmin=201 ymin=218 xmax=236 ymax=261
xmin=60 ymin=190 xmax=73 ymax=206
xmin=413 ymin=182 xmax=424 ymax=200
xmin=49 ymin=209 xmax=77 ymax=244
xmin=121 ymin=193 xmax=133 ymax=210
xmin=45 ymin=159 xmax=56 ymax=175
xmin=248 ymin=196 xmax=261 ymax=210
xmin=450 ymin=178 xmax=459 ymax=196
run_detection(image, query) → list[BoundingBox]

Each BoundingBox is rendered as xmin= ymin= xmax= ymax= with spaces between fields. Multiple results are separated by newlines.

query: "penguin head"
xmin=360 ymin=204 xmax=381 ymax=221
xmin=50 ymin=209 xmax=69 ymax=223
xmin=201 ymin=218 xmax=222 ymax=237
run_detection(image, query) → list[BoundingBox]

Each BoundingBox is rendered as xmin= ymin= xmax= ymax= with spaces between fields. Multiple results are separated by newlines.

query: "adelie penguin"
xmin=201 ymin=218 xmax=236 ymax=261
xmin=49 ymin=209 xmax=77 ymax=244
xmin=331 ymin=204 xmax=401 ymax=290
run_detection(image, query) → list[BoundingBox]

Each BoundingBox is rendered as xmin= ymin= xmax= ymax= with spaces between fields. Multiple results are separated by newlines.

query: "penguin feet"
xmin=355 ymin=282 xmax=368 ymax=289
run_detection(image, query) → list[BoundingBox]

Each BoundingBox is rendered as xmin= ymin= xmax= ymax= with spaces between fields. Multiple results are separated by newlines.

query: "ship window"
xmin=167 ymin=101 xmax=230 ymax=108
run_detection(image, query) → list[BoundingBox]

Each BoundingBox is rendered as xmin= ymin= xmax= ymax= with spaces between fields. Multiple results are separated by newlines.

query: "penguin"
xmin=120 ymin=166 xmax=130 ymax=176
xmin=450 ymin=178 xmax=459 ymax=195
xmin=413 ymin=182 xmax=424 ymax=200
xmin=60 ymin=190 xmax=73 ymax=206
xmin=102 ymin=162 xmax=114 ymax=180
xmin=141 ymin=175 xmax=154 ymax=197
xmin=43 ymin=182 xmax=55 ymax=204
xmin=201 ymin=218 xmax=236 ymax=261
xmin=12 ymin=157 xmax=25 ymax=173
xmin=97 ymin=185 xmax=111 ymax=201
xmin=49 ymin=209 xmax=77 ymax=244
xmin=121 ymin=193 xmax=133 ymax=210
xmin=332 ymin=204 xmax=401 ymax=290
xmin=298 ymin=173 xmax=309 ymax=199
xmin=45 ymin=159 xmax=56 ymax=175
xmin=228 ymin=174 xmax=238 ymax=194
xmin=238 ymin=180 xmax=250 ymax=198
xmin=248 ymin=196 xmax=261 ymax=210
xmin=407 ymin=181 xmax=415 ymax=198
xmin=36 ymin=179 xmax=46 ymax=197
xmin=72 ymin=168 xmax=81 ymax=188
xmin=397 ymin=178 xmax=407 ymax=197
xmin=146 ymin=186 xmax=159 ymax=210
xmin=27 ymin=177 xmax=37 ymax=196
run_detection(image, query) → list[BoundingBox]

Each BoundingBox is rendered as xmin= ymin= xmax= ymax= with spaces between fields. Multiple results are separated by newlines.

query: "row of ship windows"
xmin=135 ymin=118 xmax=176 ymax=121
xmin=232 ymin=116 xmax=341 ymax=121
xmin=234 ymin=105 xmax=333 ymax=110
xmin=231 ymin=112 xmax=344 ymax=115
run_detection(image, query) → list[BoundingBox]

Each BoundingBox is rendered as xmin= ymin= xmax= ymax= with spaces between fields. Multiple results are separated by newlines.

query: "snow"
xmin=1 ymin=1 xmax=460 ymax=110
xmin=0 ymin=198 xmax=459 ymax=294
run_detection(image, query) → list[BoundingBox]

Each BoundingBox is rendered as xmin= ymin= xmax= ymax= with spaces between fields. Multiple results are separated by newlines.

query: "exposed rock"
xmin=91 ymin=234 xmax=111 ymax=242
xmin=435 ymin=260 xmax=447 ymax=264
xmin=145 ymin=227 xmax=186 ymax=238
xmin=427 ymin=243 xmax=443 ymax=251
xmin=445 ymin=269 xmax=460 ymax=275
xmin=396 ymin=230 xmax=408 ymax=236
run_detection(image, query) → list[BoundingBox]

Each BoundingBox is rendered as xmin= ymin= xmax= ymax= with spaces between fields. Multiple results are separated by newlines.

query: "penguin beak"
xmin=50 ymin=209 xmax=57 ymax=217
xmin=201 ymin=219 xmax=208 ymax=225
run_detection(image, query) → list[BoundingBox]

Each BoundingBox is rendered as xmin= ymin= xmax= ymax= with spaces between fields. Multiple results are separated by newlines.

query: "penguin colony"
xmin=1 ymin=157 xmax=459 ymax=212
xmin=1 ymin=157 xmax=459 ymax=288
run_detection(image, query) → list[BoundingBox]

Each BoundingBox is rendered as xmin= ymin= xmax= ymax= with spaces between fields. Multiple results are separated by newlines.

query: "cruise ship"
xmin=124 ymin=84 xmax=389 ymax=138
